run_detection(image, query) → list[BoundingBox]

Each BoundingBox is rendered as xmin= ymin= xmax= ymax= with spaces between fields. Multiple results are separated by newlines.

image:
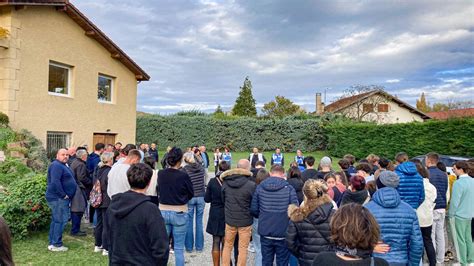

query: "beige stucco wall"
xmin=340 ymin=95 xmax=425 ymax=124
xmin=0 ymin=6 xmax=138 ymax=148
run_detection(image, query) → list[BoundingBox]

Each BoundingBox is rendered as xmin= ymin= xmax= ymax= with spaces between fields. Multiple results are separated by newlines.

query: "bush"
xmin=16 ymin=129 xmax=49 ymax=172
xmin=0 ymin=112 xmax=8 ymax=126
xmin=136 ymin=114 xmax=345 ymax=152
xmin=325 ymin=118 xmax=474 ymax=159
xmin=0 ymin=174 xmax=50 ymax=238
xmin=0 ymin=158 xmax=34 ymax=186
xmin=0 ymin=127 xmax=15 ymax=150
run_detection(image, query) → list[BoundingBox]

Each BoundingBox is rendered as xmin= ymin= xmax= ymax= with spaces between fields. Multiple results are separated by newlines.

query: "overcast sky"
xmin=74 ymin=0 xmax=474 ymax=114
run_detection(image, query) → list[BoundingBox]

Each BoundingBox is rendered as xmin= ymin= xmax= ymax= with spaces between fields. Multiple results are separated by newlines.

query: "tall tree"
xmin=213 ymin=104 xmax=225 ymax=116
xmin=232 ymin=76 xmax=257 ymax=116
xmin=416 ymin=92 xmax=431 ymax=113
xmin=262 ymin=95 xmax=305 ymax=118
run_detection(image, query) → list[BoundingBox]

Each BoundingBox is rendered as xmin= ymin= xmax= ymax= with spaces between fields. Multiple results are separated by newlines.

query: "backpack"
xmin=89 ymin=168 xmax=102 ymax=208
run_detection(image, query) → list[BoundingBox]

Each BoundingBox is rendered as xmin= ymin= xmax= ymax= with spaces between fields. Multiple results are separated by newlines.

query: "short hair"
xmin=436 ymin=161 xmax=447 ymax=172
xmin=218 ymin=161 xmax=230 ymax=172
xmin=324 ymin=172 xmax=337 ymax=182
xmin=305 ymin=156 xmax=315 ymax=167
xmin=356 ymin=163 xmax=371 ymax=174
xmin=270 ymin=164 xmax=285 ymax=174
xmin=350 ymin=175 xmax=366 ymax=191
xmin=395 ymin=152 xmax=409 ymax=163
xmin=454 ymin=161 xmax=470 ymax=173
xmin=255 ymin=161 xmax=266 ymax=168
xmin=95 ymin=143 xmax=105 ymax=151
xmin=77 ymin=146 xmax=87 ymax=152
xmin=338 ymin=159 xmax=350 ymax=170
xmin=127 ymin=163 xmax=153 ymax=189
xmin=76 ymin=149 xmax=88 ymax=159
xmin=122 ymin=144 xmax=137 ymax=155
xmin=183 ymin=152 xmax=196 ymax=164
xmin=426 ymin=152 xmax=439 ymax=164
xmin=343 ymin=154 xmax=355 ymax=165
xmin=331 ymin=204 xmax=380 ymax=250
xmin=127 ymin=149 xmax=141 ymax=159
xmin=378 ymin=157 xmax=390 ymax=168
xmin=115 ymin=142 xmax=122 ymax=146
xmin=167 ymin=147 xmax=183 ymax=167
xmin=99 ymin=152 xmax=114 ymax=168
xmin=366 ymin=154 xmax=380 ymax=164
xmin=288 ymin=166 xmax=302 ymax=180
xmin=256 ymin=169 xmax=270 ymax=184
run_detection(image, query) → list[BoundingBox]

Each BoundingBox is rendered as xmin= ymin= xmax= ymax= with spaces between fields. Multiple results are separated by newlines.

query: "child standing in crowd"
xmin=287 ymin=179 xmax=335 ymax=266
xmin=312 ymin=204 xmax=389 ymax=266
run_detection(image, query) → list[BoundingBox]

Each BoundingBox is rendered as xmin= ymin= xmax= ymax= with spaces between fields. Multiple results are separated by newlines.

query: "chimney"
xmin=316 ymin=93 xmax=325 ymax=115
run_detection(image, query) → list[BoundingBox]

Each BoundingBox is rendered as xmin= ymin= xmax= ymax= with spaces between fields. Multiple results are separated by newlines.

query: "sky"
xmin=73 ymin=0 xmax=474 ymax=114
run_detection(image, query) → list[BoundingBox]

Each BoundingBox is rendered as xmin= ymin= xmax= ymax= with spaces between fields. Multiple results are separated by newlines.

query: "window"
xmin=46 ymin=131 xmax=71 ymax=159
xmin=363 ymin=103 xmax=374 ymax=112
xmin=48 ymin=62 xmax=71 ymax=96
xmin=98 ymin=75 xmax=113 ymax=103
xmin=378 ymin=103 xmax=389 ymax=112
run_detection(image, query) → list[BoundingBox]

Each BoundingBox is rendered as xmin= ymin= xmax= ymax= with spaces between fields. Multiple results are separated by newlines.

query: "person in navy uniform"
xmin=271 ymin=148 xmax=284 ymax=167
xmin=295 ymin=150 xmax=305 ymax=172
xmin=222 ymin=147 xmax=232 ymax=168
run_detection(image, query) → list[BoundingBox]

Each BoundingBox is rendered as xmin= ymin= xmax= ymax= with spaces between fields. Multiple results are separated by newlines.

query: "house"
xmin=0 ymin=0 xmax=149 ymax=157
xmin=426 ymin=108 xmax=474 ymax=120
xmin=315 ymin=90 xmax=431 ymax=124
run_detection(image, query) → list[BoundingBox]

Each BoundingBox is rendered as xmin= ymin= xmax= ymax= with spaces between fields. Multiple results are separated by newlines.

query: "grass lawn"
xmin=13 ymin=150 xmax=337 ymax=265
xmin=13 ymin=225 xmax=108 ymax=265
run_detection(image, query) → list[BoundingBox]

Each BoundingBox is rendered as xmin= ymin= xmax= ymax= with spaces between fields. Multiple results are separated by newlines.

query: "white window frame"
xmin=48 ymin=61 xmax=72 ymax=98
xmin=98 ymin=74 xmax=114 ymax=104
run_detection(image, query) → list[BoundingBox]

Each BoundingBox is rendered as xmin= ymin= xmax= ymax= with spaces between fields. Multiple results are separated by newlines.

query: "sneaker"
xmin=247 ymin=243 xmax=255 ymax=253
xmin=170 ymin=249 xmax=175 ymax=254
xmin=48 ymin=245 xmax=68 ymax=252
xmin=70 ymin=231 xmax=87 ymax=237
xmin=102 ymin=250 xmax=108 ymax=256
xmin=94 ymin=246 xmax=103 ymax=253
xmin=447 ymin=250 xmax=455 ymax=260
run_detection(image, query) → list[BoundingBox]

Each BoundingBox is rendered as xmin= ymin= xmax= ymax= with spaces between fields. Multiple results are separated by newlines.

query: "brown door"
xmin=93 ymin=133 xmax=116 ymax=147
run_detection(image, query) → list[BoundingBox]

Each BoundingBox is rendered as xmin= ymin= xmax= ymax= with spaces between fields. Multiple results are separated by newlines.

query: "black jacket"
xmin=205 ymin=176 xmax=225 ymax=236
xmin=340 ymin=189 xmax=369 ymax=206
xmin=287 ymin=200 xmax=335 ymax=266
xmin=70 ymin=158 xmax=91 ymax=190
xmin=301 ymin=169 xmax=318 ymax=182
xmin=183 ymin=163 xmax=206 ymax=197
xmin=157 ymin=168 xmax=194 ymax=205
xmin=93 ymin=165 xmax=111 ymax=208
xmin=107 ymin=191 xmax=169 ymax=265
xmin=221 ymin=168 xmax=256 ymax=227
xmin=287 ymin=177 xmax=304 ymax=204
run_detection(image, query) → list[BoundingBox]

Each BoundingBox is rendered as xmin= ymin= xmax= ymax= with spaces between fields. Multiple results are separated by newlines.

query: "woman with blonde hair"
xmin=286 ymin=179 xmax=335 ymax=265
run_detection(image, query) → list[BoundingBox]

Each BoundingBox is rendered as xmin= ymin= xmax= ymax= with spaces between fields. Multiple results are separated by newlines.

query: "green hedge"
xmin=136 ymin=114 xmax=344 ymax=152
xmin=325 ymin=118 xmax=474 ymax=159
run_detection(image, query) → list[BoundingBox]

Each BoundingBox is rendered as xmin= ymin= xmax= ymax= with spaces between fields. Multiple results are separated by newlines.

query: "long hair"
xmin=0 ymin=217 xmax=13 ymax=266
xmin=288 ymin=179 xmax=332 ymax=222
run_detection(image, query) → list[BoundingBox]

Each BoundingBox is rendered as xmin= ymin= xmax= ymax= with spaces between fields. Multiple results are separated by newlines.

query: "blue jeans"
xmin=162 ymin=210 xmax=188 ymax=266
xmin=260 ymin=237 xmax=290 ymax=266
xmin=47 ymin=198 xmax=70 ymax=247
xmin=185 ymin=197 xmax=205 ymax=252
xmin=252 ymin=218 xmax=262 ymax=266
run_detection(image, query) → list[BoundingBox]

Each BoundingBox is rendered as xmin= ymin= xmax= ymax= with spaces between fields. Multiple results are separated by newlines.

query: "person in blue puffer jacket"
xmin=394 ymin=152 xmax=425 ymax=209
xmin=365 ymin=171 xmax=423 ymax=266
xmin=250 ymin=164 xmax=299 ymax=266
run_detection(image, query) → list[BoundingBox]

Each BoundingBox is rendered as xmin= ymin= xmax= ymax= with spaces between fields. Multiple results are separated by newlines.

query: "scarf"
xmin=334 ymin=245 xmax=373 ymax=260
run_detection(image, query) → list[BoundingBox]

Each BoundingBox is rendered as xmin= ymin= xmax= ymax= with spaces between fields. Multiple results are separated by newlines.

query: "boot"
xmin=212 ymin=250 xmax=221 ymax=266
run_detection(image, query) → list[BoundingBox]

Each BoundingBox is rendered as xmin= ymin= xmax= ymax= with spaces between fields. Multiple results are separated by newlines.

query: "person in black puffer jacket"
xmin=287 ymin=166 xmax=304 ymax=204
xmin=286 ymin=179 xmax=335 ymax=266
xmin=182 ymin=152 xmax=206 ymax=252
xmin=221 ymin=159 xmax=256 ymax=266
xmin=93 ymin=152 xmax=114 ymax=255
xmin=339 ymin=175 xmax=370 ymax=206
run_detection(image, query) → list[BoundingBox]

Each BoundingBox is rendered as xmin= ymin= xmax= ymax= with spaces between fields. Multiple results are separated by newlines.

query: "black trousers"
xmin=94 ymin=208 xmax=108 ymax=250
xmin=421 ymin=226 xmax=436 ymax=266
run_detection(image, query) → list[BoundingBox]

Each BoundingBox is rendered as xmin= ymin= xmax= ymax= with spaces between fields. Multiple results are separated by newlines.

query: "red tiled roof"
xmin=426 ymin=108 xmax=474 ymax=120
xmin=324 ymin=89 xmax=431 ymax=119
xmin=0 ymin=0 xmax=150 ymax=81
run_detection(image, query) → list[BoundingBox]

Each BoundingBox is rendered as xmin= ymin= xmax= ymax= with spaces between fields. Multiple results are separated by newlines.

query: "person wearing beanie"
xmin=316 ymin=156 xmax=333 ymax=180
xmin=286 ymin=179 xmax=335 ymax=266
xmin=339 ymin=175 xmax=369 ymax=206
xmin=365 ymin=171 xmax=423 ymax=265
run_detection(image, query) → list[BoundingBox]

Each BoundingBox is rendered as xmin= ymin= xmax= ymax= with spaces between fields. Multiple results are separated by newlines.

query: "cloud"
xmin=72 ymin=0 xmax=474 ymax=114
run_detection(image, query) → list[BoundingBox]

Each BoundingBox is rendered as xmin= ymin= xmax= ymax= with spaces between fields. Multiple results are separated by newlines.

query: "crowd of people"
xmin=1 ymin=141 xmax=473 ymax=266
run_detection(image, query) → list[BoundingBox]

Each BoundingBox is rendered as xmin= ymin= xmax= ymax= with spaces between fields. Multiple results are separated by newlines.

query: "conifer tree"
xmin=232 ymin=77 xmax=257 ymax=116
xmin=416 ymin=92 xmax=431 ymax=113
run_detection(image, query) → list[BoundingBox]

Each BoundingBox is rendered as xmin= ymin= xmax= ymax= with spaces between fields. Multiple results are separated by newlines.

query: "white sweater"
xmin=416 ymin=178 xmax=437 ymax=227
xmin=107 ymin=163 xmax=131 ymax=199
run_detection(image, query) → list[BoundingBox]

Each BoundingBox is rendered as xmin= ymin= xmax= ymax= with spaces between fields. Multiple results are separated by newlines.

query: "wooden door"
xmin=93 ymin=133 xmax=116 ymax=147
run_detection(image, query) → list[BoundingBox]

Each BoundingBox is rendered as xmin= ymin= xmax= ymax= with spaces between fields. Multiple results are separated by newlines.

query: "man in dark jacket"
xmin=148 ymin=143 xmax=159 ymax=168
xmin=69 ymin=149 xmax=89 ymax=236
xmin=107 ymin=163 xmax=169 ymax=265
xmin=87 ymin=143 xmax=104 ymax=176
xmin=221 ymin=159 xmax=256 ymax=266
xmin=426 ymin=152 xmax=449 ymax=264
xmin=251 ymin=164 xmax=298 ymax=265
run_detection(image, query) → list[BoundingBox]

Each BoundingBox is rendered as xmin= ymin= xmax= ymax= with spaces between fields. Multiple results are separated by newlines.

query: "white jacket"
xmin=416 ymin=178 xmax=437 ymax=227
